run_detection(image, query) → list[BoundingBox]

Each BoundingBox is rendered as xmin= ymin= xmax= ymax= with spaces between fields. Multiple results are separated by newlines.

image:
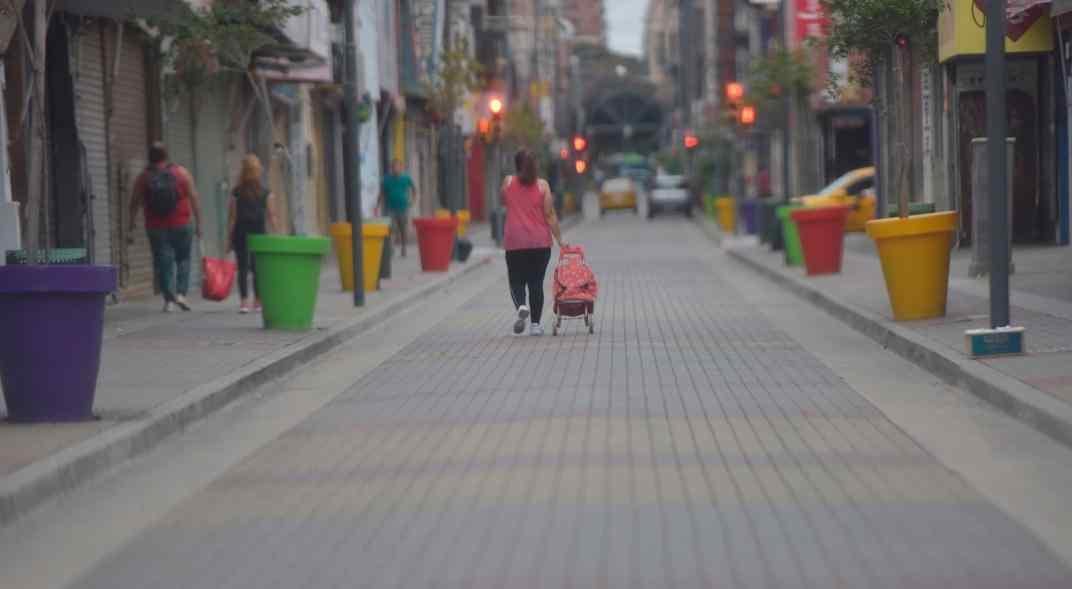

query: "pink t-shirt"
xmin=503 ymin=177 xmax=552 ymax=251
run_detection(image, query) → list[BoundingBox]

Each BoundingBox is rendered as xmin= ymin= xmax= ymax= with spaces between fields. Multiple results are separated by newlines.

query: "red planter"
xmin=790 ymin=206 xmax=850 ymax=276
xmin=413 ymin=217 xmax=458 ymax=272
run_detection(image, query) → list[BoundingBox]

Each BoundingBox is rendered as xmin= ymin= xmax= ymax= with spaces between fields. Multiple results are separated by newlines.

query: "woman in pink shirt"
xmin=502 ymin=149 xmax=566 ymax=336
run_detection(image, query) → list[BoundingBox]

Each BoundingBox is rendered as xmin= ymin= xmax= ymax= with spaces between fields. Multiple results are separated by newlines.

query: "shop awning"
xmin=1054 ymin=0 xmax=1072 ymax=17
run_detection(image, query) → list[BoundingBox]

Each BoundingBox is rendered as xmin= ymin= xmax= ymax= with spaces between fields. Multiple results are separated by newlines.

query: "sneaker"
xmin=513 ymin=305 xmax=530 ymax=335
xmin=174 ymin=295 xmax=192 ymax=312
xmin=530 ymin=323 xmax=544 ymax=336
xmin=239 ymin=305 xmax=250 ymax=315
xmin=162 ymin=301 xmax=175 ymax=313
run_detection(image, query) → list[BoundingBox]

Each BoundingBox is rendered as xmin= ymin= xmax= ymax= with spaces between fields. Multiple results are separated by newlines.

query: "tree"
xmin=423 ymin=35 xmax=483 ymax=125
xmin=502 ymin=102 xmax=546 ymax=153
xmin=9 ymin=0 xmax=56 ymax=260
xmin=746 ymin=47 xmax=814 ymax=120
xmin=152 ymin=0 xmax=304 ymax=166
xmin=821 ymin=0 xmax=944 ymax=218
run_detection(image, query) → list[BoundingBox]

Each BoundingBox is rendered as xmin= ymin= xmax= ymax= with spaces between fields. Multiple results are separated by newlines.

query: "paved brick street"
xmin=66 ymin=217 xmax=1071 ymax=588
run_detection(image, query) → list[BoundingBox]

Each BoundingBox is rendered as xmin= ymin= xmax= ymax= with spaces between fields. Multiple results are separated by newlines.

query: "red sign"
xmin=972 ymin=0 xmax=1048 ymax=42
xmin=794 ymin=0 xmax=828 ymax=45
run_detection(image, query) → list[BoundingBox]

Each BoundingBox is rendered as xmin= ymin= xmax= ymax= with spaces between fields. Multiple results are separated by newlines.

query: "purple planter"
xmin=739 ymin=199 xmax=759 ymax=235
xmin=0 ymin=265 xmax=116 ymax=422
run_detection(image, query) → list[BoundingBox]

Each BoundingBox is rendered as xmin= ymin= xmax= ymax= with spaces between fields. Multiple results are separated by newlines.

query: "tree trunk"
xmin=892 ymin=41 xmax=912 ymax=219
xmin=24 ymin=0 xmax=47 ymax=258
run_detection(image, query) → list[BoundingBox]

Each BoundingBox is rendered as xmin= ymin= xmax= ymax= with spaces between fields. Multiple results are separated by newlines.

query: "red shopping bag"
xmin=202 ymin=255 xmax=236 ymax=301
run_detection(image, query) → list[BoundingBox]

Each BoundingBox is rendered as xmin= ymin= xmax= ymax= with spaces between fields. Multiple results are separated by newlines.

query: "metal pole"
xmin=342 ymin=0 xmax=365 ymax=307
xmin=780 ymin=1 xmax=792 ymax=203
xmin=986 ymin=0 xmax=1009 ymax=328
xmin=679 ymin=0 xmax=692 ymax=127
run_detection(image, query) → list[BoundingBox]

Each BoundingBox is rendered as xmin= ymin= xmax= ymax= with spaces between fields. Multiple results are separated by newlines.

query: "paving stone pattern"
xmin=72 ymin=219 xmax=1070 ymax=588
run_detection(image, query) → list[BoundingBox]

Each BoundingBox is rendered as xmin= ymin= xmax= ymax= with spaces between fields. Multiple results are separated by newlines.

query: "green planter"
xmin=776 ymin=205 xmax=804 ymax=267
xmin=887 ymin=202 xmax=937 ymax=218
xmin=249 ymin=235 xmax=331 ymax=331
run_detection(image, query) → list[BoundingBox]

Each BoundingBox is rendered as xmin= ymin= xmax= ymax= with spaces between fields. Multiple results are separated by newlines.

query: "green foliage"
xmin=821 ymin=0 xmax=944 ymax=86
xmin=423 ymin=35 xmax=484 ymax=124
xmin=152 ymin=0 xmax=305 ymax=83
xmin=747 ymin=47 xmax=814 ymax=110
xmin=502 ymin=102 xmax=546 ymax=151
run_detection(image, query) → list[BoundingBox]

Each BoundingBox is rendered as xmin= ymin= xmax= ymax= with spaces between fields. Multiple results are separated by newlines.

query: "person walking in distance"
xmin=227 ymin=154 xmax=282 ymax=314
xmin=502 ymin=148 xmax=567 ymax=336
xmin=129 ymin=141 xmax=203 ymax=312
xmin=380 ymin=159 xmax=417 ymax=257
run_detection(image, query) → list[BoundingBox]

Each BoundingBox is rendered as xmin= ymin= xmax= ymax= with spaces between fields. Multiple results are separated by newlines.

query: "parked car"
xmin=795 ymin=166 xmax=876 ymax=232
xmin=599 ymin=177 xmax=638 ymax=214
xmin=648 ymin=174 xmax=692 ymax=218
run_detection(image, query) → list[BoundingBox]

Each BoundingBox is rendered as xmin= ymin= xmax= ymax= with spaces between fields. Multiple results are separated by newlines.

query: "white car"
xmin=648 ymin=175 xmax=692 ymax=218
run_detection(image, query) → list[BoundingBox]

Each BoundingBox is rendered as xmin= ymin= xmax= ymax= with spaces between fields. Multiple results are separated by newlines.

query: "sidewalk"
xmin=0 ymin=223 xmax=506 ymax=525
xmin=721 ymin=221 xmax=1072 ymax=448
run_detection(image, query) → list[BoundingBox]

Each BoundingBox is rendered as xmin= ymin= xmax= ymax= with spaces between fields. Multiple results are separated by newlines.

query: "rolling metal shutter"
xmin=111 ymin=28 xmax=153 ymax=296
xmin=74 ymin=22 xmax=112 ymax=265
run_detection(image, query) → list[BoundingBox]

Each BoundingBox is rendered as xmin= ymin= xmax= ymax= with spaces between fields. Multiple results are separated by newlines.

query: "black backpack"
xmin=146 ymin=165 xmax=180 ymax=217
xmin=235 ymin=188 xmax=268 ymax=227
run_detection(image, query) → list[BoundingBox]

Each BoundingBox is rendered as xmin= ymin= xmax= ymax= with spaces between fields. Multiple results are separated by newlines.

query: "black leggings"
xmin=506 ymin=248 xmax=551 ymax=324
xmin=234 ymin=234 xmax=257 ymax=300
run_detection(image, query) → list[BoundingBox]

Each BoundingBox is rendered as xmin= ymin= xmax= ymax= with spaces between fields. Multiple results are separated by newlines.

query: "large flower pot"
xmin=413 ymin=217 xmax=458 ymax=272
xmin=715 ymin=197 xmax=737 ymax=233
xmin=435 ymin=208 xmax=472 ymax=237
xmin=328 ymin=222 xmax=390 ymax=293
xmin=0 ymin=265 xmax=117 ymax=422
xmin=865 ymin=211 xmax=957 ymax=321
xmin=776 ymin=205 xmax=804 ymax=266
xmin=249 ymin=235 xmax=331 ymax=331
xmin=791 ymin=205 xmax=850 ymax=276
xmin=738 ymin=199 xmax=759 ymax=235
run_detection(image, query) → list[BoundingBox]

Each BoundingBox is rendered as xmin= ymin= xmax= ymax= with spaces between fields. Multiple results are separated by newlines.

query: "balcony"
xmin=256 ymin=0 xmax=334 ymax=83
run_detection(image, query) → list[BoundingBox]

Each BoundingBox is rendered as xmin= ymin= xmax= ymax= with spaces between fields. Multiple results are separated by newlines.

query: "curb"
xmin=721 ymin=242 xmax=1072 ymax=451
xmin=0 ymin=253 xmax=498 ymax=527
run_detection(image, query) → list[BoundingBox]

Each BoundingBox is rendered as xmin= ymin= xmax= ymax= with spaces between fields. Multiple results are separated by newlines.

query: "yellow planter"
xmin=865 ymin=211 xmax=957 ymax=321
xmin=434 ymin=209 xmax=471 ymax=237
xmin=715 ymin=197 xmax=737 ymax=233
xmin=329 ymin=222 xmax=390 ymax=293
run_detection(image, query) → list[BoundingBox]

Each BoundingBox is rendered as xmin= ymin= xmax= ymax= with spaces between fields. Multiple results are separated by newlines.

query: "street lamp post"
xmin=985 ymin=0 xmax=1009 ymax=328
xmin=342 ymin=0 xmax=364 ymax=307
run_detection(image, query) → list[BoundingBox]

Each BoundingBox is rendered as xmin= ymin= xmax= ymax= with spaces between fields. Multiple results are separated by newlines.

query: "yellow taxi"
xmin=796 ymin=166 xmax=876 ymax=232
xmin=599 ymin=177 xmax=639 ymax=213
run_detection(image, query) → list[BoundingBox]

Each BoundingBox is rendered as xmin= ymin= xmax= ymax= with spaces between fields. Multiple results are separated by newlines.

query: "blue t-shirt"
xmin=383 ymin=173 xmax=414 ymax=213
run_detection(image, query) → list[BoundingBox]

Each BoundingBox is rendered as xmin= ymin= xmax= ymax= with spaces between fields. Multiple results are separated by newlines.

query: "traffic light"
xmin=488 ymin=95 xmax=505 ymax=120
xmin=572 ymin=134 xmax=588 ymax=153
xmin=683 ymin=132 xmax=699 ymax=151
xmin=575 ymin=159 xmax=588 ymax=174
xmin=739 ymin=105 xmax=757 ymax=127
xmin=560 ymin=147 xmax=570 ymax=160
xmin=477 ymin=117 xmax=492 ymax=141
xmin=725 ymin=82 xmax=745 ymax=105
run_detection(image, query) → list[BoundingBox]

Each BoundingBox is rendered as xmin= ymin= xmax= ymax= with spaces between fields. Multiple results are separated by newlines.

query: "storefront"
xmin=1051 ymin=0 xmax=1072 ymax=243
xmin=939 ymin=0 xmax=1059 ymax=244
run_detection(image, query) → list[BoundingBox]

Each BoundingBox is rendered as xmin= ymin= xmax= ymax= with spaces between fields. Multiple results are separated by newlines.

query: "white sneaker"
xmin=530 ymin=323 xmax=544 ymax=336
xmin=513 ymin=305 xmax=530 ymax=335
xmin=162 ymin=301 xmax=175 ymax=313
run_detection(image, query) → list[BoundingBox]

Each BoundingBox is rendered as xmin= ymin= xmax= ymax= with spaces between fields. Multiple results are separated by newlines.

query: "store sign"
xmin=795 ymin=0 xmax=827 ymax=45
xmin=973 ymin=0 xmax=1050 ymax=42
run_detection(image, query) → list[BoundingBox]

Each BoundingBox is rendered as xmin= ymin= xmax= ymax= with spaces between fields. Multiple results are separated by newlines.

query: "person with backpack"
xmin=129 ymin=142 xmax=203 ymax=312
xmin=226 ymin=154 xmax=281 ymax=314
